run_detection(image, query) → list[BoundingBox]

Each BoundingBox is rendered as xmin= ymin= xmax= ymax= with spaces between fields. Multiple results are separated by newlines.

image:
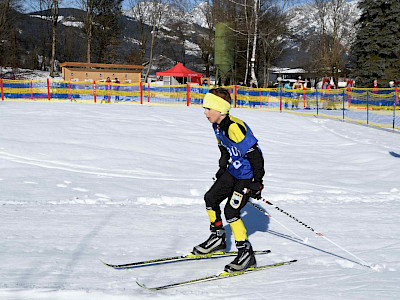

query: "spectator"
xmin=283 ymin=82 xmax=291 ymax=109
xmin=114 ymin=78 xmax=120 ymax=102
xmin=292 ymin=79 xmax=303 ymax=109
xmin=102 ymin=77 xmax=112 ymax=103
xmin=372 ymin=80 xmax=379 ymax=104
xmin=202 ymin=79 xmax=209 ymax=95
xmin=326 ymin=82 xmax=336 ymax=109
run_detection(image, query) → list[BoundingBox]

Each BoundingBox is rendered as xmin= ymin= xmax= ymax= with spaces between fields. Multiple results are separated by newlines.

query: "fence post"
xmin=186 ymin=83 xmax=190 ymax=106
xmin=342 ymin=89 xmax=345 ymax=121
xmin=259 ymin=88 xmax=262 ymax=108
xmin=303 ymin=86 xmax=306 ymax=108
xmin=394 ymin=88 xmax=398 ymax=132
xmin=366 ymin=90 xmax=369 ymax=126
xmin=316 ymin=88 xmax=319 ymax=116
xmin=47 ymin=78 xmax=51 ymax=101
xmin=1 ymin=79 xmax=4 ymax=101
xmin=93 ymin=81 xmax=97 ymax=103
xmin=30 ymin=81 xmax=33 ymax=100
xmin=279 ymin=87 xmax=282 ymax=112
xmin=140 ymin=82 xmax=143 ymax=104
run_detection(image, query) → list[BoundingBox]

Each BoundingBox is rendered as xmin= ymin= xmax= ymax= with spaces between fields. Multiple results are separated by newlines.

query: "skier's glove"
xmin=214 ymin=168 xmax=226 ymax=181
xmin=248 ymin=181 xmax=264 ymax=200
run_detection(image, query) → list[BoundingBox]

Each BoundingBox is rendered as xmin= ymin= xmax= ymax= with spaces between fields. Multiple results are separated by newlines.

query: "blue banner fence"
xmin=1 ymin=79 xmax=399 ymax=132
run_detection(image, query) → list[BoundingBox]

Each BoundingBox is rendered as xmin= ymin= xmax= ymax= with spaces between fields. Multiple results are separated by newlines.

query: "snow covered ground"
xmin=0 ymin=101 xmax=399 ymax=299
xmin=0 ymin=67 xmax=62 ymax=80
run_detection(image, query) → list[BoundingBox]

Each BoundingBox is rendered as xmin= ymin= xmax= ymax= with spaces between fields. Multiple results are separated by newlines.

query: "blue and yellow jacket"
xmin=213 ymin=115 xmax=264 ymax=181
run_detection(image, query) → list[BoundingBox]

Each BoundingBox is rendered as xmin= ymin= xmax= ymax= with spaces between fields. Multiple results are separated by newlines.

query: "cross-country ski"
xmin=136 ymin=260 xmax=297 ymax=290
xmin=101 ymin=250 xmax=271 ymax=269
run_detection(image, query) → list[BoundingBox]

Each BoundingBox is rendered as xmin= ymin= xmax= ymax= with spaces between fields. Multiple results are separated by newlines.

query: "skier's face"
xmin=204 ymin=108 xmax=224 ymax=124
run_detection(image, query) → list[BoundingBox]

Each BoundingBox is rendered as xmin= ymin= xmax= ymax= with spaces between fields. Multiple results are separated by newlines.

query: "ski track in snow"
xmin=0 ymin=150 xmax=205 ymax=181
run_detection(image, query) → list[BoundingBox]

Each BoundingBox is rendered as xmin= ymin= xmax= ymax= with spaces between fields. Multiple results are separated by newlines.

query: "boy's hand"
xmin=248 ymin=182 xmax=263 ymax=199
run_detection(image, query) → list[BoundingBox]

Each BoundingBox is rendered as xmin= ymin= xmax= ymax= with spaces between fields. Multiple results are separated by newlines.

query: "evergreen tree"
xmin=350 ymin=0 xmax=400 ymax=87
xmin=92 ymin=0 xmax=123 ymax=63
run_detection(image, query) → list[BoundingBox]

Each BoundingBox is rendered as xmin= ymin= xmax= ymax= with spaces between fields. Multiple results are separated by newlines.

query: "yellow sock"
xmin=206 ymin=209 xmax=217 ymax=223
xmin=230 ymin=219 xmax=247 ymax=241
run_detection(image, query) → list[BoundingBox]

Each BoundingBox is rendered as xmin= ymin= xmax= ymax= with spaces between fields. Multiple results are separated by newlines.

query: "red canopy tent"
xmin=156 ymin=62 xmax=203 ymax=85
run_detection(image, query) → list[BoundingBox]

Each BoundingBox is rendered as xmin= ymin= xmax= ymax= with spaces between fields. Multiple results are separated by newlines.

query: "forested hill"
xmin=2 ymin=1 xmax=360 ymax=78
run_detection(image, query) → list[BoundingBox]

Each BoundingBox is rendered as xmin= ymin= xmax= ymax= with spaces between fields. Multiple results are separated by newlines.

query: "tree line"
xmin=1 ymin=0 xmax=399 ymax=87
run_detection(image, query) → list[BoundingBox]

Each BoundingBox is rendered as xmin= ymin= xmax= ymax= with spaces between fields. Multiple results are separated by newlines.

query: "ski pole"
xmin=248 ymin=199 xmax=307 ymax=243
xmin=254 ymin=197 xmax=373 ymax=269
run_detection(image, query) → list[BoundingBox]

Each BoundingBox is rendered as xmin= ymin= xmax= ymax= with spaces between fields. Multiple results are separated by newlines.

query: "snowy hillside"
xmin=287 ymin=0 xmax=361 ymax=43
xmin=123 ymin=1 xmax=208 ymax=28
xmin=0 ymin=101 xmax=399 ymax=299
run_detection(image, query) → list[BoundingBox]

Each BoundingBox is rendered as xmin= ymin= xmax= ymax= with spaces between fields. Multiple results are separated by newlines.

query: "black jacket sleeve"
xmin=246 ymin=144 xmax=265 ymax=183
xmin=218 ymin=144 xmax=230 ymax=169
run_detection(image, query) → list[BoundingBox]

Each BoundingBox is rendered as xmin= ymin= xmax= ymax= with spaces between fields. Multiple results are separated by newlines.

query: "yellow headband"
xmin=203 ymin=93 xmax=231 ymax=114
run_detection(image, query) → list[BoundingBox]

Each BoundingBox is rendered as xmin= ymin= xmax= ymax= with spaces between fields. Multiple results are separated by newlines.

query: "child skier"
xmin=193 ymin=88 xmax=265 ymax=272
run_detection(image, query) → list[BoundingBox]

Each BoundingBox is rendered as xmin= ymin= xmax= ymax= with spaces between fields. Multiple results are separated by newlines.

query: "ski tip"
xmin=136 ymin=281 xmax=156 ymax=291
xmin=99 ymin=259 xmax=109 ymax=266
xmin=389 ymin=151 xmax=400 ymax=158
xmin=99 ymin=259 xmax=120 ymax=269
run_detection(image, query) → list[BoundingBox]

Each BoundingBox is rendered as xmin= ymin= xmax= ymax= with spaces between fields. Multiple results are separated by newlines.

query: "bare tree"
xmin=258 ymin=1 xmax=289 ymax=87
xmin=144 ymin=0 xmax=167 ymax=82
xmin=313 ymin=0 xmax=352 ymax=86
xmin=0 ymin=0 xmax=23 ymax=74
xmin=249 ymin=0 xmax=259 ymax=86
xmin=33 ymin=0 xmax=62 ymax=77
xmin=78 ymin=0 xmax=105 ymax=63
xmin=49 ymin=0 xmax=59 ymax=77
xmin=127 ymin=0 xmax=151 ymax=64
xmin=191 ymin=0 xmax=216 ymax=77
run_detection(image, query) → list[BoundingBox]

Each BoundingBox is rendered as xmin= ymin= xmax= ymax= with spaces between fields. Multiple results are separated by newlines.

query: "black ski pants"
xmin=204 ymin=170 xmax=252 ymax=224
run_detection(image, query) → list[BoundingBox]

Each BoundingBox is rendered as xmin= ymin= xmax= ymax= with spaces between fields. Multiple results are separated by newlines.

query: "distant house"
xmin=60 ymin=62 xmax=144 ymax=83
xmin=271 ymin=67 xmax=307 ymax=82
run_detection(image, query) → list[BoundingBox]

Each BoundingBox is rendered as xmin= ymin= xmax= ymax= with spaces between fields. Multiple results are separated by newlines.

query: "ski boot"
xmin=192 ymin=227 xmax=226 ymax=255
xmin=224 ymin=240 xmax=256 ymax=272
